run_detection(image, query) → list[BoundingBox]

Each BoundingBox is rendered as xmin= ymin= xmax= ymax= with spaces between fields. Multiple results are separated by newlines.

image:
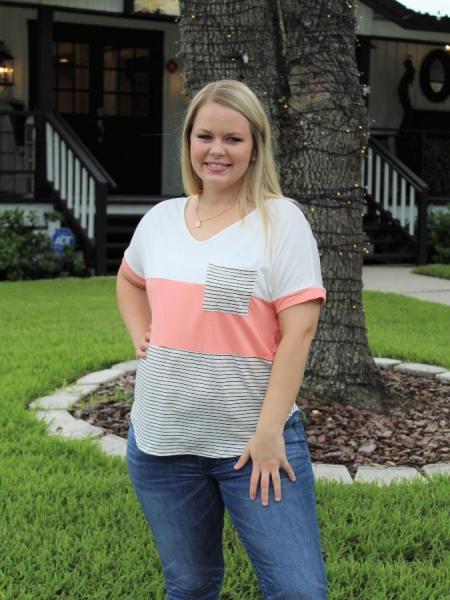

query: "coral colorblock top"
xmin=122 ymin=196 xmax=326 ymax=458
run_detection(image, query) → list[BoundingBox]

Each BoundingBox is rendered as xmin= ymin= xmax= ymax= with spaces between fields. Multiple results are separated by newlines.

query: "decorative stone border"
xmin=28 ymin=357 xmax=450 ymax=486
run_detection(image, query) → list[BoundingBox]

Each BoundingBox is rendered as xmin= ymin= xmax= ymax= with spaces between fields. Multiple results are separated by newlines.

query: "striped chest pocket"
xmin=203 ymin=263 xmax=258 ymax=316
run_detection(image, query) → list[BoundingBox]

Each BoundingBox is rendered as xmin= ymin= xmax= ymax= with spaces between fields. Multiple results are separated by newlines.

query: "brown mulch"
xmin=70 ymin=369 xmax=450 ymax=478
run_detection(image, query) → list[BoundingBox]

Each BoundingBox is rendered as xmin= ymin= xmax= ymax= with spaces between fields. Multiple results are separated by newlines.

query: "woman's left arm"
xmin=257 ymin=299 xmax=321 ymax=434
xmin=233 ymin=299 xmax=322 ymax=506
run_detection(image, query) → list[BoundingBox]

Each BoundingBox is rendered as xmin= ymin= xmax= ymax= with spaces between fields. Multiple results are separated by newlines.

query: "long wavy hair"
xmin=180 ymin=79 xmax=288 ymax=239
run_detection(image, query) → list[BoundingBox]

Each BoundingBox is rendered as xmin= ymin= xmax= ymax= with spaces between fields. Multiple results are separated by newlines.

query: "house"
xmin=356 ymin=0 xmax=450 ymax=263
xmin=0 ymin=0 xmax=449 ymax=273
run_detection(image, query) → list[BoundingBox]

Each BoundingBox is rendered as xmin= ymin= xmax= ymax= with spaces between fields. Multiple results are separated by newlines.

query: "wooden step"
xmin=364 ymin=252 xmax=416 ymax=264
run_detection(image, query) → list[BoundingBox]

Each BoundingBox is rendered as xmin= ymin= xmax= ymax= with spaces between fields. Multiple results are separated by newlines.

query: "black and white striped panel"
xmin=203 ymin=263 xmax=258 ymax=316
xmin=131 ymin=345 xmax=298 ymax=458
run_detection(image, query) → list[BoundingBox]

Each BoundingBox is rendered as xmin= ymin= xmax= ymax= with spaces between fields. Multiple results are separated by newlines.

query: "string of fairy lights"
xmin=176 ymin=0 xmax=378 ymax=380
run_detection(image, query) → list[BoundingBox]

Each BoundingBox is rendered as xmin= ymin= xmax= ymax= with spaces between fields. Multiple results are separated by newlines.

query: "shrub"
xmin=426 ymin=204 xmax=450 ymax=264
xmin=0 ymin=208 xmax=89 ymax=281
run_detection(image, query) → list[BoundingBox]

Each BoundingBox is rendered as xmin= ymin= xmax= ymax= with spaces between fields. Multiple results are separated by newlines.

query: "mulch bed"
xmin=70 ymin=369 xmax=450 ymax=478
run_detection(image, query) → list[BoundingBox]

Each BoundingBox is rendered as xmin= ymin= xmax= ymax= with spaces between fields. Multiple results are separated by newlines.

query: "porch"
xmin=0 ymin=108 xmax=447 ymax=274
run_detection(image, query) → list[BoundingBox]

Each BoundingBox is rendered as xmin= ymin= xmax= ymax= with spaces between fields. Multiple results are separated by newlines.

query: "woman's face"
xmin=189 ymin=101 xmax=256 ymax=197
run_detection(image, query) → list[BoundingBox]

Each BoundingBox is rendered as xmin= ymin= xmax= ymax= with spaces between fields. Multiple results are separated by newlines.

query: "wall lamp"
xmin=0 ymin=42 xmax=15 ymax=86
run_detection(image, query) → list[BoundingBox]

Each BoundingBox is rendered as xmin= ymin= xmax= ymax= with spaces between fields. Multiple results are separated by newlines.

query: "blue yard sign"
xmin=52 ymin=228 xmax=75 ymax=255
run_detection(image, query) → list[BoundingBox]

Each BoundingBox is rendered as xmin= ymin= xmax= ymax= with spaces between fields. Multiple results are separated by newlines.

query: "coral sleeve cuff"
xmin=121 ymin=258 xmax=146 ymax=289
xmin=273 ymin=287 xmax=326 ymax=313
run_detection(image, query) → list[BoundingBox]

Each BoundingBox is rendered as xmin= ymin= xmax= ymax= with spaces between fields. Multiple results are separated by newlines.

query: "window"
xmin=54 ymin=42 xmax=90 ymax=114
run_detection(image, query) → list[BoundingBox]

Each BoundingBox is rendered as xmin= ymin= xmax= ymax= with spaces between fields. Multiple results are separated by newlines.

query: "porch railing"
xmin=361 ymin=137 xmax=429 ymax=264
xmin=0 ymin=110 xmax=36 ymax=197
xmin=44 ymin=113 xmax=115 ymax=273
xmin=0 ymin=110 xmax=115 ymax=274
xmin=370 ymin=126 xmax=450 ymax=199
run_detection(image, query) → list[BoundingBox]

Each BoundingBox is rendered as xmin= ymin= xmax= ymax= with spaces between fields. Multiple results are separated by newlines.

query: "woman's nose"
xmin=209 ymin=140 xmax=225 ymax=155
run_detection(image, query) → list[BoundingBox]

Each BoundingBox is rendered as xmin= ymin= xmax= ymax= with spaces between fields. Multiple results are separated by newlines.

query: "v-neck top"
xmin=182 ymin=195 xmax=259 ymax=244
xmin=122 ymin=195 xmax=326 ymax=458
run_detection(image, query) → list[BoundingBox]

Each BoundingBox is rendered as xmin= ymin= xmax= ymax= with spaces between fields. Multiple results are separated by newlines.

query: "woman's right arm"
xmin=116 ymin=264 xmax=151 ymax=356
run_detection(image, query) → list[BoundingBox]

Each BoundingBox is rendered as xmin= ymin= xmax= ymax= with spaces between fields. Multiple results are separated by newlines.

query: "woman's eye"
xmin=196 ymin=135 xmax=242 ymax=142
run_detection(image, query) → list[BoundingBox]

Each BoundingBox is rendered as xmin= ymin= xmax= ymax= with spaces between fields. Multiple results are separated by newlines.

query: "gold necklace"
xmin=194 ymin=195 xmax=237 ymax=228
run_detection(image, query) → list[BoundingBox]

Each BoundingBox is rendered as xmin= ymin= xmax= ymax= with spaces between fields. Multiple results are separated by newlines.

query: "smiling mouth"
xmin=203 ymin=162 xmax=232 ymax=171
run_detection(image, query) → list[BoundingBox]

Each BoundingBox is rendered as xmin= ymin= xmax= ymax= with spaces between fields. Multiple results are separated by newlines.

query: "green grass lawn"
xmin=411 ymin=263 xmax=450 ymax=280
xmin=0 ymin=277 xmax=449 ymax=600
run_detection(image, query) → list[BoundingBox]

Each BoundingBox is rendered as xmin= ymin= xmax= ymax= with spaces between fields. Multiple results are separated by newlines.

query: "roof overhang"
xmin=362 ymin=0 xmax=450 ymax=33
xmin=0 ymin=0 xmax=178 ymax=22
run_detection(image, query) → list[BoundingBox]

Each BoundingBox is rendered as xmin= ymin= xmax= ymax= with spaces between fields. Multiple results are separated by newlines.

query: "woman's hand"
xmin=136 ymin=325 xmax=151 ymax=359
xmin=233 ymin=430 xmax=296 ymax=507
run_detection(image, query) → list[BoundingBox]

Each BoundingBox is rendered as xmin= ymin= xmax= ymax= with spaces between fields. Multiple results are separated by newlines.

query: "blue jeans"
xmin=126 ymin=410 xmax=328 ymax=600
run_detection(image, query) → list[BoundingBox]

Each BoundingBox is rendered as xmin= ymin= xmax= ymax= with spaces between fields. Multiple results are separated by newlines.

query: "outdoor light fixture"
xmin=0 ymin=42 xmax=14 ymax=86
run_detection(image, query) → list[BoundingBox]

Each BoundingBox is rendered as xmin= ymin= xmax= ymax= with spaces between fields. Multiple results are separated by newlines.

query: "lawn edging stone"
xmin=29 ymin=384 xmax=99 ymax=410
xmin=76 ymin=368 xmax=130 ymax=386
xmin=35 ymin=409 xmax=106 ymax=439
xmin=373 ymin=358 xmax=401 ymax=369
xmin=393 ymin=363 xmax=448 ymax=376
xmin=436 ymin=371 xmax=450 ymax=382
xmin=27 ymin=357 xmax=450 ymax=485
xmin=354 ymin=466 xmax=426 ymax=486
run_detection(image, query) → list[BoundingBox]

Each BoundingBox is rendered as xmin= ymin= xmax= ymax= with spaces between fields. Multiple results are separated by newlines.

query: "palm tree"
xmin=179 ymin=0 xmax=394 ymax=412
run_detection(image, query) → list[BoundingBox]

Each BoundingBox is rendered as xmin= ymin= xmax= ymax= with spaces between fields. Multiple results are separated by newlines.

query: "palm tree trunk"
xmin=179 ymin=0 xmax=395 ymax=412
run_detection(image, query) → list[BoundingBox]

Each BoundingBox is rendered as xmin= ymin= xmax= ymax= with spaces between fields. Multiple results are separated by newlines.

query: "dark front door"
xmin=31 ymin=22 xmax=163 ymax=195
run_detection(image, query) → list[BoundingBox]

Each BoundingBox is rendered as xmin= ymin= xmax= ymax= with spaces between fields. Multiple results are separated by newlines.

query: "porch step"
xmin=106 ymin=213 xmax=142 ymax=273
xmin=364 ymin=252 xmax=416 ymax=264
xmin=104 ymin=193 xmax=419 ymax=272
xmin=362 ymin=194 xmax=417 ymax=264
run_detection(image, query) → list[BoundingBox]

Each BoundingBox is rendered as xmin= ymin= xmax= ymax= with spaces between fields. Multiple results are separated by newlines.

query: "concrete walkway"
xmin=362 ymin=265 xmax=450 ymax=306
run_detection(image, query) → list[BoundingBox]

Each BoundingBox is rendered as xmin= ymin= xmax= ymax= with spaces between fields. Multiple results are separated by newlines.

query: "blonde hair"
xmin=180 ymin=79 xmax=288 ymax=240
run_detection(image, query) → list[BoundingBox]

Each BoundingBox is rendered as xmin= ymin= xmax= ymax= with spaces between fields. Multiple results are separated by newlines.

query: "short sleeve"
xmin=121 ymin=213 xmax=149 ymax=288
xmin=269 ymin=201 xmax=326 ymax=313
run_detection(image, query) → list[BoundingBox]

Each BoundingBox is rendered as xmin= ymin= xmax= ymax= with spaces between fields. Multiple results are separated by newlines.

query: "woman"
xmin=116 ymin=79 xmax=328 ymax=600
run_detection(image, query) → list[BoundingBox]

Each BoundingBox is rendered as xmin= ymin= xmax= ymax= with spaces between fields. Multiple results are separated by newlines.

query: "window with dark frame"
xmin=54 ymin=41 xmax=90 ymax=114
xmin=103 ymin=46 xmax=151 ymax=117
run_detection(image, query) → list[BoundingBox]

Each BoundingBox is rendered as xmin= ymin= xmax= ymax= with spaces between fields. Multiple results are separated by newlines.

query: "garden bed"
xmin=71 ymin=367 xmax=450 ymax=478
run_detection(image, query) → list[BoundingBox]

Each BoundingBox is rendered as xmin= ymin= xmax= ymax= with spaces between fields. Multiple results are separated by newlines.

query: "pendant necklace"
xmin=194 ymin=195 xmax=237 ymax=228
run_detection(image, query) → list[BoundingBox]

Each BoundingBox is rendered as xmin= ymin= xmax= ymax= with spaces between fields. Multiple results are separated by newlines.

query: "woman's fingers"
xmin=136 ymin=328 xmax=151 ymax=358
xmin=250 ymin=460 xmax=296 ymax=506
xmin=136 ymin=346 xmax=147 ymax=358
xmin=260 ymin=471 xmax=271 ymax=506
xmin=272 ymin=469 xmax=282 ymax=502
xmin=136 ymin=340 xmax=149 ymax=358
xmin=249 ymin=468 xmax=260 ymax=501
xmin=283 ymin=459 xmax=297 ymax=482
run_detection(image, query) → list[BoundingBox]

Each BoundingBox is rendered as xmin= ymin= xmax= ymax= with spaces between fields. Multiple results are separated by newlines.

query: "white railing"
xmin=361 ymin=139 xmax=427 ymax=236
xmin=46 ymin=121 xmax=96 ymax=240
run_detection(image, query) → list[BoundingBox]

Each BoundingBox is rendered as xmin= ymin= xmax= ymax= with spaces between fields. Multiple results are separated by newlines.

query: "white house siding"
xmin=355 ymin=2 xmax=450 ymax=130
xmin=0 ymin=5 xmax=35 ymax=105
xmin=0 ymin=4 xmax=185 ymax=196
xmin=356 ymin=1 xmax=450 ymax=43
xmin=368 ymin=39 xmax=450 ymax=129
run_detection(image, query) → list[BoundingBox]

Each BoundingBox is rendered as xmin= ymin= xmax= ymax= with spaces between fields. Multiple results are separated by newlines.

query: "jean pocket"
xmin=203 ymin=263 xmax=258 ymax=316
xmin=283 ymin=412 xmax=307 ymax=444
xmin=126 ymin=424 xmax=147 ymax=464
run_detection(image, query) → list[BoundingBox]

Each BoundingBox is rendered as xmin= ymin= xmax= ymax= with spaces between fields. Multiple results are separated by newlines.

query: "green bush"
xmin=426 ymin=204 xmax=450 ymax=264
xmin=0 ymin=208 xmax=89 ymax=281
